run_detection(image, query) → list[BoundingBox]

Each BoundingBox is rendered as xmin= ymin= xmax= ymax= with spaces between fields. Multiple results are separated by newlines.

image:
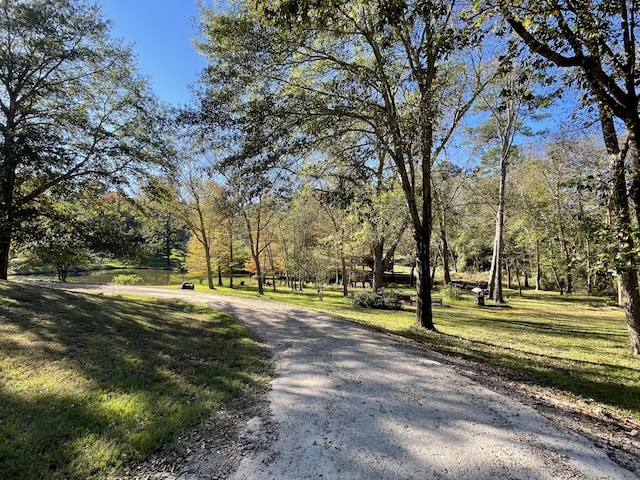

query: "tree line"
xmin=2 ymin=0 xmax=640 ymax=354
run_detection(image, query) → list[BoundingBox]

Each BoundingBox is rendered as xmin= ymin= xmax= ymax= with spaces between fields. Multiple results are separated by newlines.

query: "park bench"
xmin=398 ymin=293 xmax=416 ymax=305
xmin=399 ymin=295 xmax=443 ymax=307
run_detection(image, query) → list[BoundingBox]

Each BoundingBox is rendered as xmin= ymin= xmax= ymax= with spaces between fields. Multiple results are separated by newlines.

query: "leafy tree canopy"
xmin=0 ymin=0 xmax=173 ymax=278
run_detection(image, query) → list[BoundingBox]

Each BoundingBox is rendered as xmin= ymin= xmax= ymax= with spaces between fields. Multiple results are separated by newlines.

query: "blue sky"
xmin=99 ymin=0 xmax=207 ymax=106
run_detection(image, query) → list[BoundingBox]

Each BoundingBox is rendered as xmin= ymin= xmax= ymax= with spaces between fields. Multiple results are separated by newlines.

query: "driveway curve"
xmin=53 ymin=284 xmax=637 ymax=479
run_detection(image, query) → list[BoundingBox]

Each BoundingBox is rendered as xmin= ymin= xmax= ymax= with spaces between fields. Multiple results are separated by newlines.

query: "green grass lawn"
xmin=0 ymin=281 xmax=271 ymax=480
xmin=189 ymin=278 xmax=640 ymax=422
xmin=3 ymin=272 xmax=638 ymax=478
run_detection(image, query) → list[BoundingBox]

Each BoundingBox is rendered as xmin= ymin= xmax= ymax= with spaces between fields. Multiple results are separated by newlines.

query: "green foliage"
xmin=18 ymin=200 xmax=93 ymax=281
xmin=346 ymin=288 xmax=402 ymax=310
xmin=441 ymin=285 xmax=457 ymax=303
xmin=0 ymin=0 xmax=172 ymax=279
xmin=136 ymin=179 xmax=190 ymax=267
xmin=198 ymin=0 xmax=490 ymax=330
xmin=81 ymin=190 xmax=150 ymax=262
xmin=0 ymin=282 xmax=271 ymax=479
xmin=111 ymin=274 xmax=144 ymax=285
xmin=16 ymin=186 xmax=155 ymax=279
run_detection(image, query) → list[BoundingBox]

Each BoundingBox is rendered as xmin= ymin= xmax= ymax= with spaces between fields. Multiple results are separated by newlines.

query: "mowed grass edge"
xmin=0 ymin=281 xmax=272 ymax=480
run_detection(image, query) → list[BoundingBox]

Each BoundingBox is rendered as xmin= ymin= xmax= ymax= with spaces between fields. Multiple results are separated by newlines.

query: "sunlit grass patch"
xmin=0 ymin=281 xmax=271 ymax=480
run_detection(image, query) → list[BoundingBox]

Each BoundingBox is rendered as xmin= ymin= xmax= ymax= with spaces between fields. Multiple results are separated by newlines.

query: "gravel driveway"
xmin=50 ymin=284 xmax=638 ymax=479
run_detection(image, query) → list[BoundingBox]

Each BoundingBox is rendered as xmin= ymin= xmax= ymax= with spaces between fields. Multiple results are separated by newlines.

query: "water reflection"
xmin=67 ymin=269 xmax=175 ymax=286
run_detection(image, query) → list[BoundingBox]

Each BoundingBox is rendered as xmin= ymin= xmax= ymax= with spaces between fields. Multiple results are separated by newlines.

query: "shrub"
xmin=112 ymin=274 xmax=144 ymax=285
xmin=442 ymin=285 xmax=456 ymax=303
xmin=346 ymin=289 xmax=402 ymax=310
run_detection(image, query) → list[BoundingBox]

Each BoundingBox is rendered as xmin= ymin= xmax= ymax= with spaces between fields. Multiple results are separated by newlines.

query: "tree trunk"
xmin=431 ymin=261 xmax=437 ymax=286
xmin=193 ymin=202 xmax=215 ymax=289
xmin=586 ymin=236 xmax=593 ymax=294
xmin=372 ymin=241 xmax=385 ymax=291
xmin=203 ymin=240 xmax=215 ymax=290
xmin=256 ymin=265 xmax=264 ymax=294
xmin=626 ymin=120 xmax=640 ymax=229
xmin=255 ymin=256 xmax=264 ymax=294
xmin=229 ymin=235 xmax=235 ymax=288
xmin=488 ymin=154 xmax=507 ymax=303
xmin=617 ymin=277 xmax=623 ymax=307
xmin=515 ymin=264 xmax=522 ymax=296
xmin=0 ymin=127 xmax=18 ymax=280
xmin=217 ymin=255 xmax=223 ymax=286
xmin=340 ymin=251 xmax=348 ymax=297
xmin=243 ymin=210 xmax=263 ymax=295
xmin=322 ymin=209 xmax=348 ymax=297
xmin=600 ymin=106 xmax=640 ymax=354
xmin=268 ymin=246 xmax=277 ymax=292
xmin=384 ymin=58 xmax=437 ymax=331
xmin=439 ymin=218 xmax=452 ymax=285
xmin=415 ymin=233 xmax=434 ymax=330
xmin=57 ymin=264 xmax=68 ymax=282
xmin=165 ymin=221 xmax=172 ymax=268
xmin=620 ymin=271 xmax=640 ymax=355
xmin=0 ymin=233 xmax=11 ymax=280
xmin=535 ymin=241 xmax=541 ymax=290
xmin=550 ymin=264 xmax=564 ymax=295
xmin=0 ymin=189 xmax=14 ymax=280
xmin=556 ymin=208 xmax=573 ymax=294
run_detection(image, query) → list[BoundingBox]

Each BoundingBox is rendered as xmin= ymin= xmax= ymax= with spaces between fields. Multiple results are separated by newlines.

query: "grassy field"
xmin=187 ymin=278 xmax=640 ymax=423
xmin=0 ymin=281 xmax=271 ymax=480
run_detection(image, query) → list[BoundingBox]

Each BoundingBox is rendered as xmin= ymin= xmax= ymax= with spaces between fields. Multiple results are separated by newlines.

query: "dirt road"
xmin=55 ymin=284 xmax=638 ymax=479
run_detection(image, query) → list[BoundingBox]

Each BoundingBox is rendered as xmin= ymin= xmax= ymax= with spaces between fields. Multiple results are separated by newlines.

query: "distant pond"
xmin=15 ymin=268 xmax=186 ymax=286
xmin=70 ymin=269 xmax=177 ymax=285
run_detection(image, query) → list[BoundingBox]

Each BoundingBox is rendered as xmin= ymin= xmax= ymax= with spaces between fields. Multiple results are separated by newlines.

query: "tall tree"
xmin=490 ymin=0 xmax=640 ymax=352
xmin=18 ymin=185 xmax=150 ymax=279
xmin=138 ymin=181 xmax=189 ymax=268
xmin=236 ymin=176 xmax=282 ymax=295
xmin=313 ymin=180 xmax=353 ymax=297
xmin=212 ymin=186 xmax=244 ymax=288
xmin=19 ymin=199 xmax=93 ymax=281
xmin=192 ymin=5 xmax=308 ymax=294
xmin=0 ymin=0 xmax=169 ymax=279
xmin=348 ymin=179 xmax=408 ymax=291
xmin=175 ymin=160 xmax=222 ymax=290
xmin=246 ymin=0 xmax=489 ymax=329
xmin=470 ymin=62 xmax=541 ymax=302
xmin=281 ymin=188 xmax=324 ymax=292
xmin=303 ymin=127 xmax=404 ymax=294
xmin=431 ymin=160 xmax=466 ymax=285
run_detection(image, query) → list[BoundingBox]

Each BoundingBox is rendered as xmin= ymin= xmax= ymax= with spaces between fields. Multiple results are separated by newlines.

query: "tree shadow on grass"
xmin=0 ymin=282 xmax=271 ymax=480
